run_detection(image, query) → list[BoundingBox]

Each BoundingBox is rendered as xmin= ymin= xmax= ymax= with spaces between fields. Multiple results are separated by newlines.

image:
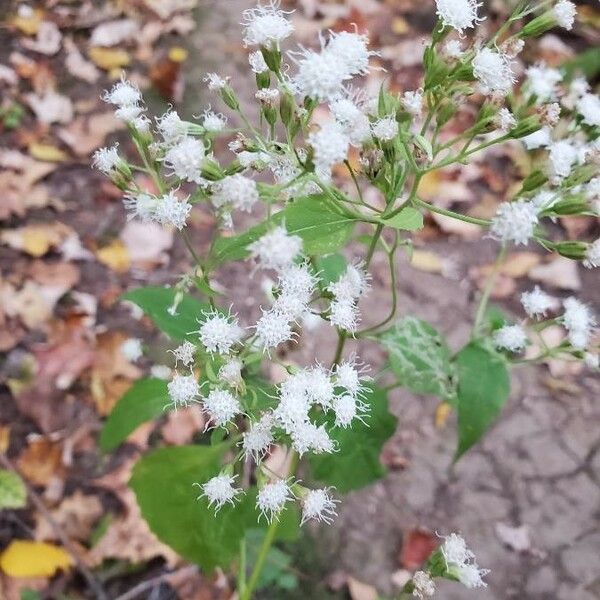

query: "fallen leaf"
xmin=9 ymin=7 xmax=43 ymax=36
xmin=88 ymin=47 xmax=130 ymax=70
xmin=24 ymin=91 xmax=73 ymax=125
xmin=63 ymin=37 xmax=100 ymax=83
xmin=21 ymin=21 xmax=62 ymax=55
xmin=143 ymin=0 xmax=198 ymax=19
xmin=400 ymin=528 xmax=438 ymax=570
xmin=1 ymin=222 xmax=73 ymax=257
xmin=161 ymin=406 xmax=205 ymax=445
xmin=35 ymin=491 xmax=103 ymax=543
xmin=434 ymin=401 xmax=451 ymax=429
xmin=0 ymin=541 xmax=71 ymax=577
xmin=120 ymin=221 xmax=173 ymax=268
xmin=17 ymin=437 xmax=64 ymax=486
xmin=431 ymin=213 xmax=482 ymax=239
xmin=0 ymin=469 xmax=27 ymax=509
xmin=410 ymin=250 xmax=444 ymax=273
xmin=96 ymin=239 xmax=130 ymax=272
xmin=28 ymin=142 xmax=69 ymax=162
xmin=495 ymin=522 xmax=531 ymax=552
xmin=90 ymin=19 xmax=139 ymax=47
xmin=528 ymin=256 xmax=581 ymax=290
xmin=347 ymin=577 xmax=378 ymax=600
xmin=57 ymin=112 xmax=123 ymax=156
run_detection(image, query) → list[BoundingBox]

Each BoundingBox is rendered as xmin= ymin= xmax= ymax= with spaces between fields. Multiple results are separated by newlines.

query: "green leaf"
xmin=380 ymin=317 xmax=456 ymax=400
xmin=382 ymin=207 xmax=424 ymax=231
xmin=0 ymin=469 xmax=27 ymax=509
xmin=308 ymin=386 xmax=396 ymax=493
xmin=314 ymin=253 xmax=347 ymax=288
xmin=130 ymin=445 xmax=299 ymax=572
xmin=245 ymin=529 xmax=298 ymax=591
xmin=122 ymin=286 xmax=210 ymax=341
xmin=211 ymin=195 xmax=355 ymax=265
xmin=100 ymin=378 xmax=168 ymax=452
xmin=455 ymin=341 xmax=510 ymax=460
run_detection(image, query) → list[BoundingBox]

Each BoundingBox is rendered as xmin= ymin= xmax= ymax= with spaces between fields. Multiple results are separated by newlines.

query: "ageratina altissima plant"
xmin=95 ymin=0 xmax=599 ymax=596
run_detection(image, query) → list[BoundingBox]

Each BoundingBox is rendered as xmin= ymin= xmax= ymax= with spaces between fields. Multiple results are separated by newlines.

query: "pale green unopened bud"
xmin=552 ymin=240 xmax=587 ymax=260
xmin=220 ymin=86 xmax=240 ymax=111
xmin=260 ymin=47 xmax=282 ymax=73
xmin=520 ymin=13 xmax=556 ymax=38
xmin=201 ymin=159 xmax=224 ymax=181
xmin=279 ymin=91 xmax=294 ymax=127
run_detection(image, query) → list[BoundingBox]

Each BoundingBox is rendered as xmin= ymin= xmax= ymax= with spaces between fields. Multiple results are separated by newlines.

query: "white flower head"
xmin=243 ymin=414 xmax=274 ymax=459
xmin=103 ymin=78 xmax=141 ymax=107
xmin=455 ymin=563 xmax=490 ymax=589
xmin=171 ymin=341 xmax=196 ymax=366
xmin=156 ymin=110 xmax=188 ymax=143
xmin=249 ymin=50 xmax=269 ymax=73
xmin=334 ymin=358 xmax=370 ymax=397
xmin=255 ymin=88 xmax=280 ymax=104
xmin=308 ymin=121 xmax=349 ymax=169
xmin=204 ymin=72 xmax=227 ymax=91
xmin=328 ymin=263 xmax=371 ymax=301
xmin=493 ymin=324 xmax=528 ymax=352
xmin=495 ymin=107 xmax=516 ymax=131
xmin=301 ymin=488 xmax=338 ymax=525
xmin=522 ymin=127 xmax=552 ymax=150
xmin=402 ymin=90 xmax=424 ymax=117
xmin=202 ymin=388 xmax=242 ymax=427
xmin=242 ymin=1 xmax=294 ymax=49
xmin=412 ymin=571 xmax=435 ymax=598
xmin=562 ymin=297 xmax=595 ymax=349
xmin=291 ymin=49 xmax=348 ymax=101
xmin=255 ymin=308 xmax=295 ymax=351
xmin=197 ymin=473 xmax=243 ymax=513
xmin=443 ymin=39 xmax=464 ymax=58
xmin=114 ymin=104 xmax=145 ymax=123
xmin=553 ymin=0 xmax=576 ymax=29
xmin=520 ymin=286 xmax=557 ymax=318
xmin=202 ymin=108 xmax=227 ymax=132
xmin=290 ymin=421 xmax=335 ymax=455
xmin=441 ymin=533 xmax=474 ymax=566
xmin=123 ymin=192 xmax=160 ymax=222
xmin=93 ymin=145 xmax=122 ymax=174
xmin=326 ymin=30 xmax=375 ymax=77
xmin=121 ymin=338 xmax=143 ymax=362
xmin=490 ymin=200 xmax=538 ymax=245
xmin=333 ymin=393 xmax=367 ymax=427
xmin=372 ymin=116 xmax=399 ymax=141
xmin=549 ymin=140 xmax=577 ymax=180
xmin=167 ymin=373 xmax=199 ymax=408
xmin=257 ymin=479 xmax=294 ymax=522
xmin=219 ymin=358 xmax=244 ymax=388
xmin=435 ymin=0 xmax=482 ymax=34
xmin=211 ymin=174 xmax=259 ymax=213
xmin=525 ymin=64 xmax=562 ymax=102
xmin=584 ymin=352 xmax=599 ymax=370
xmin=196 ymin=309 xmax=244 ymax=355
xmin=584 ymin=239 xmax=600 ymax=269
xmin=472 ymin=48 xmax=515 ymax=96
xmin=576 ymin=94 xmax=600 ymax=128
xmin=248 ymin=226 xmax=303 ymax=272
xmin=329 ymin=297 xmax=360 ymax=333
xmin=162 ymin=137 xmax=206 ymax=183
xmin=303 ymin=365 xmax=335 ymax=408
xmin=154 ymin=191 xmax=192 ymax=230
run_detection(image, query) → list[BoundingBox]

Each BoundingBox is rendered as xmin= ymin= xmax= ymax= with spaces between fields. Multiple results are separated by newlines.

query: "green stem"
xmin=332 ymin=330 xmax=347 ymax=367
xmin=242 ymin=518 xmax=279 ymax=600
xmin=413 ymin=197 xmax=491 ymax=226
xmin=472 ymin=244 xmax=507 ymax=337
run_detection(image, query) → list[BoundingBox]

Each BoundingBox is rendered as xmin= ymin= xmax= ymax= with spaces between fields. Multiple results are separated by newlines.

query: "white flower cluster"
xmin=441 ymin=533 xmax=489 ymax=589
xmin=102 ymin=78 xmax=149 ymax=131
xmin=328 ymin=264 xmax=371 ymax=334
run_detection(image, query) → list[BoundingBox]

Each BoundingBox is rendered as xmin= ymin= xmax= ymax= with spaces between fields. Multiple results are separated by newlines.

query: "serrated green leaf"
xmin=211 ymin=195 xmax=355 ymax=265
xmin=100 ymin=378 xmax=168 ymax=452
xmin=455 ymin=341 xmax=510 ymax=460
xmin=380 ymin=317 xmax=455 ymax=400
xmin=314 ymin=253 xmax=347 ymax=288
xmin=130 ymin=445 xmax=299 ymax=572
xmin=382 ymin=207 xmax=424 ymax=231
xmin=122 ymin=286 xmax=210 ymax=341
xmin=308 ymin=386 xmax=396 ymax=493
xmin=0 ymin=469 xmax=27 ymax=509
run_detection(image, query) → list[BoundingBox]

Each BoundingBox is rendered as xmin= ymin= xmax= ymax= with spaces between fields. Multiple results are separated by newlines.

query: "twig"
xmin=0 ymin=454 xmax=109 ymax=600
xmin=113 ymin=565 xmax=198 ymax=600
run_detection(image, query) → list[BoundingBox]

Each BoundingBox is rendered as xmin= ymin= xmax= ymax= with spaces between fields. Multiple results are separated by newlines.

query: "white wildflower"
xmin=197 ymin=473 xmax=243 ymax=513
xmin=196 ymin=310 xmax=244 ymax=355
xmin=371 ymin=116 xmax=399 ymax=141
xmin=441 ymin=533 xmax=475 ymax=565
xmin=162 ymin=137 xmax=206 ymax=183
xmin=248 ymin=226 xmax=303 ymax=272
xmin=93 ymin=145 xmax=122 ymax=174
xmin=435 ymin=0 xmax=482 ymax=34
xmin=242 ymin=1 xmax=294 ymax=49
xmin=455 ymin=563 xmax=489 ymax=589
xmin=576 ymin=94 xmax=600 ymax=128
xmin=401 ymin=90 xmax=423 ymax=117
xmin=472 ymin=48 xmax=515 ymax=96
xmin=257 ymin=480 xmax=294 ymax=522
xmin=303 ymin=365 xmax=335 ymax=408
xmin=202 ymin=109 xmax=227 ymax=132
xmin=156 ymin=110 xmax=188 ymax=143
xmin=154 ymin=191 xmax=192 ymax=230
xmin=301 ymin=488 xmax=338 ymax=525
xmin=490 ymin=200 xmax=538 ymax=245
xmin=150 ymin=364 xmax=171 ymax=380
xmin=333 ymin=393 xmax=366 ymax=427
xmin=202 ymin=389 xmax=241 ymax=427
xmin=334 ymin=358 xmax=370 ymax=397
xmin=290 ymin=421 xmax=334 ymax=455
xmin=123 ymin=192 xmax=159 ymax=222
xmin=443 ymin=39 xmax=464 ymax=58
xmin=248 ymin=50 xmax=269 ymax=73
xmin=495 ymin=107 xmax=516 ymax=131
xmin=328 ymin=264 xmax=370 ymax=300
xmin=412 ymin=571 xmax=435 ymax=598
xmin=563 ymin=297 xmax=595 ymax=349
xmin=114 ymin=104 xmax=145 ymax=123
xmin=238 ymin=150 xmax=271 ymax=168
xmin=292 ymin=49 xmax=348 ymax=101
xmin=522 ymin=127 xmax=552 ymax=150
xmin=219 ymin=358 xmax=244 ymax=388
xmin=211 ymin=174 xmax=259 ymax=212
xmin=329 ymin=297 xmax=360 ymax=333
xmin=255 ymin=87 xmax=280 ymax=104
xmin=326 ymin=30 xmax=374 ymax=77
xmin=255 ymin=309 xmax=295 ymax=350
xmin=167 ymin=373 xmax=199 ymax=408
xmin=493 ymin=324 xmax=528 ymax=352
xmin=549 ymin=140 xmax=577 ymax=180
xmin=308 ymin=121 xmax=349 ymax=169
xmin=584 ymin=239 xmax=600 ymax=268
xmin=584 ymin=352 xmax=599 ymax=370
xmin=121 ymin=338 xmax=143 ymax=362
xmin=525 ymin=64 xmax=562 ymax=102
xmin=243 ymin=414 xmax=274 ymax=458
xmin=171 ymin=341 xmax=196 ymax=366
xmin=553 ymin=0 xmax=576 ymax=29
xmin=204 ymin=72 xmax=227 ymax=91
xmin=103 ymin=78 xmax=141 ymax=107
xmin=520 ymin=286 xmax=557 ymax=318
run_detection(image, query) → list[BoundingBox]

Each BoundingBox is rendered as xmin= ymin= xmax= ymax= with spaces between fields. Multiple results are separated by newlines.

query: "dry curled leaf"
xmin=90 ymin=19 xmax=138 ymax=47
xmin=24 ymin=91 xmax=73 ymax=125
xmin=57 ymin=112 xmax=123 ymax=156
xmin=21 ymin=21 xmax=62 ymax=55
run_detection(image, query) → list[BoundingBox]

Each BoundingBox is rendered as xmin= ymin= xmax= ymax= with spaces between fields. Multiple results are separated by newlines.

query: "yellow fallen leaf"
xmin=168 ymin=46 xmax=188 ymax=63
xmin=1 ymin=223 xmax=72 ymax=257
xmin=10 ymin=9 xmax=43 ymax=36
xmin=28 ymin=143 xmax=68 ymax=163
xmin=96 ymin=240 xmax=130 ymax=272
xmin=0 ymin=541 xmax=71 ymax=577
xmin=435 ymin=402 xmax=452 ymax=429
xmin=391 ymin=17 xmax=409 ymax=34
xmin=411 ymin=250 xmax=444 ymax=273
xmin=88 ymin=47 xmax=130 ymax=70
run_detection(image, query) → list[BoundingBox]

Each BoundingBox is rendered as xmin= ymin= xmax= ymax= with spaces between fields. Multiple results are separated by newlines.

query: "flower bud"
xmin=508 ymin=116 xmax=541 ymax=139
xmin=220 ymin=85 xmax=240 ymax=111
xmin=552 ymin=240 xmax=587 ymax=260
xmin=255 ymin=70 xmax=270 ymax=89
xmin=260 ymin=46 xmax=282 ymax=73
xmin=279 ymin=91 xmax=295 ymax=127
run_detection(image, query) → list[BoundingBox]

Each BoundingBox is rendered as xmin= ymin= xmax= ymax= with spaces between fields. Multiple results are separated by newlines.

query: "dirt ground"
xmin=1 ymin=0 xmax=599 ymax=598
